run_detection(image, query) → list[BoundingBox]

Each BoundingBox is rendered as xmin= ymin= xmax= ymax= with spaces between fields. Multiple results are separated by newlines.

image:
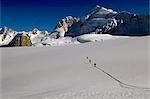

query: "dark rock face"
xmin=66 ymin=21 xmax=83 ymax=37
xmin=8 ymin=34 xmax=32 ymax=47
xmin=112 ymin=13 xmax=150 ymax=36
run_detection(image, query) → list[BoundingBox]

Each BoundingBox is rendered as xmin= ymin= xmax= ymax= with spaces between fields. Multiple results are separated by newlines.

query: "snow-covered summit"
xmin=67 ymin=6 xmax=118 ymax=37
xmin=84 ymin=5 xmax=117 ymax=20
xmin=28 ymin=28 xmax=49 ymax=44
xmin=0 ymin=27 xmax=17 ymax=46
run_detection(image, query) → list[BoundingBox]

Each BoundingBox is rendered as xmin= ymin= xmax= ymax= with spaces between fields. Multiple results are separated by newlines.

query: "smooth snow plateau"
xmin=1 ymin=36 xmax=150 ymax=99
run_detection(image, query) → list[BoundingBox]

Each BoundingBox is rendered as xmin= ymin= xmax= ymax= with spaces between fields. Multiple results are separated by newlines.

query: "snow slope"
xmin=1 ymin=36 xmax=150 ymax=99
xmin=76 ymin=34 xmax=120 ymax=43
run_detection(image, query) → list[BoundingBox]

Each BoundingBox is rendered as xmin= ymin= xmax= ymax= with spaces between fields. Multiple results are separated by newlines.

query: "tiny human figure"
xmin=89 ymin=60 xmax=91 ymax=63
xmin=86 ymin=56 xmax=88 ymax=59
xmin=94 ymin=63 xmax=96 ymax=67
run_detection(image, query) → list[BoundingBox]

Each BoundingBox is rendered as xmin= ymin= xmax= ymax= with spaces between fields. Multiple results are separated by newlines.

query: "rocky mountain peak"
xmin=32 ymin=28 xmax=40 ymax=34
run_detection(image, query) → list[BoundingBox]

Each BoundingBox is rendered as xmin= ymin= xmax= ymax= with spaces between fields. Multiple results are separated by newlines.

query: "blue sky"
xmin=1 ymin=0 xmax=149 ymax=31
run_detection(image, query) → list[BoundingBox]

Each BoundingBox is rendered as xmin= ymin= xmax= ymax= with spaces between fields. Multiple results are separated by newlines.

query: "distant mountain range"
xmin=0 ymin=5 xmax=149 ymax=47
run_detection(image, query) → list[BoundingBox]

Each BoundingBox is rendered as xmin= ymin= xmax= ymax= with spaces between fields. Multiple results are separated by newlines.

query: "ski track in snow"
xmin=85 ymin=57 xmax=150 ymax=92
xmin=15 ymin=58 xmax=150 ymax=99
xmin=2 ymin=37 xmax=150 ymax=99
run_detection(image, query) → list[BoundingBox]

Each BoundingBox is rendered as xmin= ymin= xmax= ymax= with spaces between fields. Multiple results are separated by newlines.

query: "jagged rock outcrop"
xmin=51 ymin=16 xmax=79 ymax=38
xmin=112 ymin=12 xmax=150 ymax=36
xmin=7 ymin=34 xmax=32 ymax=47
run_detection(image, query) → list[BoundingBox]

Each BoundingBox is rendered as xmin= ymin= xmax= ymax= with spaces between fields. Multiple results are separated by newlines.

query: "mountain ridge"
xmin=0 ymin=5 xmax=149 ymax=47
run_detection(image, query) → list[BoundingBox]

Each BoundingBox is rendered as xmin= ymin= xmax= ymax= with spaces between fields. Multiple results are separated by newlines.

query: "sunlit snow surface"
xmin=1 ymin=36 xmax=150 ymax=99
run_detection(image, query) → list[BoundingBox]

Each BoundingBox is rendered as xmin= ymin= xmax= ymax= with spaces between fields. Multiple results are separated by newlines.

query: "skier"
xmin=89 ymin=59 xmax=91 ymax=63
xmin=94 ymin=63 xmax=96 ymax=67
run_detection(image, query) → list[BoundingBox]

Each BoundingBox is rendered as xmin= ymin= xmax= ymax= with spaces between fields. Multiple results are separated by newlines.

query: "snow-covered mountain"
xmin=66 ymin=5 xmax=149 ymax=37
xmin=67 ymin=5 xmax=118 ymax=37
xmin=0 ymin=27 xmax=17 ymax=46
xmin=0 ymin=5 xmax=149 ymax=47
xmin=0 ymin=27 xmax=49 ymax=46
xmin=28 ymin=28 xmax=49 ymax=44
